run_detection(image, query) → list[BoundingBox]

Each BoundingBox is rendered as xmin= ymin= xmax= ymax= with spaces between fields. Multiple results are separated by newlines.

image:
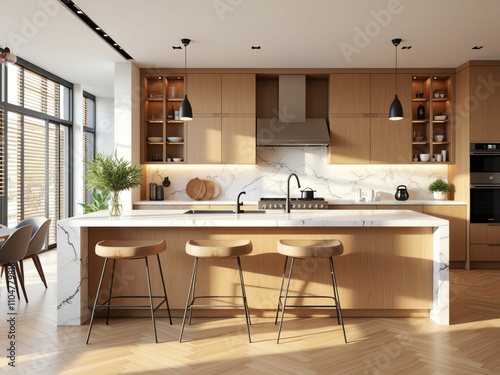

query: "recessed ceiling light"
xmin=58 ymin=0 xmax=133 ymax=60
xmin=251 ymin=46 xmax=261 ymax=49
xmin=472 ymin=45 xmax=484 ymax=50
xmin=401 ymin=46 xmax=412 ymax=50
xmin=172 ymin=46 xmax=182 ymax=50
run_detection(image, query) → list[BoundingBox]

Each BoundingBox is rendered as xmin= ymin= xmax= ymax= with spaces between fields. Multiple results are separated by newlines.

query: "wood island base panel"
xmin=56 ymin=209 xmax=449 ymax=326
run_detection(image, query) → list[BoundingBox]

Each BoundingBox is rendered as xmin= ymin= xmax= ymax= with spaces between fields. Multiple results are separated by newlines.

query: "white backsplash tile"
xmin=146 ymin=147 xmax=447 ymax=201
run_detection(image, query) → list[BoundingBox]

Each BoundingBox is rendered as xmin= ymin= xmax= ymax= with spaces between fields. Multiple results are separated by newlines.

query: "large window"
xmin=83 ymin=92 xmax=95 ymax=205
xmin=1 ymin=60 xmax=72 ymax=247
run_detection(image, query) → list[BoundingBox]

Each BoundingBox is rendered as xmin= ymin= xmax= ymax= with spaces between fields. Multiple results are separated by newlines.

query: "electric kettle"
xmin=394 ymin=185 xmax=409 ymax=201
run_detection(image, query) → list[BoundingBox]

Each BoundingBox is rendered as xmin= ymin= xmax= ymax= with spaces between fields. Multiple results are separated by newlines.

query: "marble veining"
xmin=145 ymin=147 xmax=447 ymax=202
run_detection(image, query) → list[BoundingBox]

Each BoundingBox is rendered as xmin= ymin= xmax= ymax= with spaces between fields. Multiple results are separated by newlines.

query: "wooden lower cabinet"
xmin=470 ymin=223 xmax=500 ymax=262
xmin=331 ymin=204 xmax=465 ymax=264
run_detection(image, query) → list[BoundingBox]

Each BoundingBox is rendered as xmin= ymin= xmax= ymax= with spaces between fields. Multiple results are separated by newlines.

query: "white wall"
xmin=95 ymin=97 xmax=114 ymax=155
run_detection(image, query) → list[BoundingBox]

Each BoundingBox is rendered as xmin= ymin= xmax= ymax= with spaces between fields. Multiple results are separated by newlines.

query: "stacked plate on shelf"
xmin=186 ymin=178 xmax=220 ymax=200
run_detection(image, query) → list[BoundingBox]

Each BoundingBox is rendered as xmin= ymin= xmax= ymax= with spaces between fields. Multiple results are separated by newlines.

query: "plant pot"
xmin=433 ymin=191 xmax=447 ymax=200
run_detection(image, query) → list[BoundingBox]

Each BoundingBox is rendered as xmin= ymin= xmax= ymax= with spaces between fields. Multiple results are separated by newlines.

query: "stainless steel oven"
xmin=470 ymin=143 xmax=500 ymax=223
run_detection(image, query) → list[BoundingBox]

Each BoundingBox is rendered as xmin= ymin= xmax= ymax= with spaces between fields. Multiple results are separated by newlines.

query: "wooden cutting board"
xmin=186 ymin=178 xmax=206 ymax=200
xmin=200 ymin=179 xmax=215 ymax=200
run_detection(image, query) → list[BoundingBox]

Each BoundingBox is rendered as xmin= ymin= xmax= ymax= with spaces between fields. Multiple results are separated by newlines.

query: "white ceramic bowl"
xmin=433 ymin=135 xmax=444 ymax=142
xmin=172 ymin=158 xmax=183 ymax=162
xmin=167 ymin=137 xmax=183 ymax=142
xmin=434 ymin=115 xmax=447 ymax=121
xmin=419 ymin=153 xmax=430 ymax=162
xmin=147 ymin=137 xmax=162 ymax=142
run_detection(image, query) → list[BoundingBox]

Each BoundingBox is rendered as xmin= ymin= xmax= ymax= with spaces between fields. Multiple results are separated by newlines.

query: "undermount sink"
xmin=183 ymin=209 xmax=267 ymax=214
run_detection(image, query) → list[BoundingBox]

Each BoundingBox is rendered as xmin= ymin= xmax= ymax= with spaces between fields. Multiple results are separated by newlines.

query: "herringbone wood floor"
xmin=1 ymin=249 xmax=499 ymax=374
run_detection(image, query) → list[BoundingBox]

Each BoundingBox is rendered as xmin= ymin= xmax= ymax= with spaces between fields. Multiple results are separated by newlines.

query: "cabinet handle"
xmin=487 ymin=244 xmax=500 ymax=247
xmin=487 ymin=224 xmax=500 ymax=226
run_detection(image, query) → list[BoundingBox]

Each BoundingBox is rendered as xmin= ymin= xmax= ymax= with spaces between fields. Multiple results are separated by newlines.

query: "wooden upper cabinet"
xmin=371 ymin=73 xmax=411 ymax=115
xmin=221 ymin=117 xmax=256 ymax=164
xmin=222 ymin=74 xmax=256 ymax=114
xmin=330 ymin=74 xmax=370 ymax=114
xmin=370 ymin=117 xmax=411 ymax=163
xmin=469 ymin=66 xmax=500 ymax=141
xmin=328 ymin=117 xmax=370 ymax=164
xmin=186 ymin=117 xmax=222 ymax=164
xmin=188 ymin=74 xmax=222 ymax=114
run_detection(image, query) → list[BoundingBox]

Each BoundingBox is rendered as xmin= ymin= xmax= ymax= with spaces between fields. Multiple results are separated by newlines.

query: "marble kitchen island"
xmin=57 ymin=209 xmax=449 ymax=326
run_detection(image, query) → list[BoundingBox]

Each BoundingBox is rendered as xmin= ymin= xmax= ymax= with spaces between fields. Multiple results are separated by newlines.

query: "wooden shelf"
xmin=412 ymin=119 xmax=429 ymax=124
xmin=167 ymin=98 xmax=183 ymax=102
xmin=412 ymin=98 xmax=429 ymax=102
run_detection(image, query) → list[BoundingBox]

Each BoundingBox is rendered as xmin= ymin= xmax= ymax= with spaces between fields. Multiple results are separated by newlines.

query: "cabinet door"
xmin=222 ymin=74 xmax=256 ymax=114
xmin=371 ymin=73 xmax=412 ymax=115
xmin=424 ymin=205 xmax=467 ymax=262
xmin=370 ymin=117 xmax=411 ymax=163
xmin=221 ymin=117 xmax=256 ymax=164
xmin=330 ymin=74 xmax=370 ymax=114
xmin=328 ymin=117 xmax=370 ymax=164
xmin=188 ymin=74 xmax=221 ymax=114
xmin=470 ymin=66 xmax=500 ymax=141
xmin=186 ymin=117 xmax=222 ymax=164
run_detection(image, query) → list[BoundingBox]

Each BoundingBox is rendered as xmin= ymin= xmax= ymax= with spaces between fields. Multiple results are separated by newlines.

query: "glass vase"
xmin=109 ymin=192 xmax=122 ymax=217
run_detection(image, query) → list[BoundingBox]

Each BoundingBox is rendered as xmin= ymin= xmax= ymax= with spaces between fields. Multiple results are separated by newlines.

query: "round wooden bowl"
xmin=186 ymin=178 xmax=206 ymax=200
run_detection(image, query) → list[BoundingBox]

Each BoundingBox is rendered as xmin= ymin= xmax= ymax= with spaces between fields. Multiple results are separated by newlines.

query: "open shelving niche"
xmin=411 ymin=75 xmax=453 ymax=163
xmin=142 ymin=75 xmax=186 ymax=163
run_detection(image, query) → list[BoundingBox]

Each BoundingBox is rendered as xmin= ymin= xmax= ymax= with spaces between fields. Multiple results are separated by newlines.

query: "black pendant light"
xmin=179 ymin=38 xmax=193 ymax=121
xmin=389 ymin=38 xmax=403 ymax=121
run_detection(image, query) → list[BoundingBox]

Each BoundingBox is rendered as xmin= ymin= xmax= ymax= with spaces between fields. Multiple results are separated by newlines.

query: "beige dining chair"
xmin=0 ymin=225 xmax=33 ymax=303
xmin=16 ymin=217 xmax=52 ymax=292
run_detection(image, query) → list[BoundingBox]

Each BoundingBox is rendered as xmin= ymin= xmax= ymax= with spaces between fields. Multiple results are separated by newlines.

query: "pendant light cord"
xmin=394 ymin=43 xmax=398 ymax=95
xmin=184 ymin=42 xmax=188 ymax=93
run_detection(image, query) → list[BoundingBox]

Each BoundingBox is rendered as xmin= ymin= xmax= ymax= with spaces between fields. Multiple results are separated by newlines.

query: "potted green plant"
xmin=84 ymin=152 xmax=143 ymax=216
xmin=428 ymin=178 xmax=451 ymax=200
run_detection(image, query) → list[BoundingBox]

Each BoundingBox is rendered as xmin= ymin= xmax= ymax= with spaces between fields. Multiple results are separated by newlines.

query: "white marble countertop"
xmin=60 ymin=209 xmax=448 ymax=228
xmin=134 ymin=199 xmax=467 ymax=206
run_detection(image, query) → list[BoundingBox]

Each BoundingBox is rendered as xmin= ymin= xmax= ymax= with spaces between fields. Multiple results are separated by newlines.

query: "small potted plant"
xmin=84 ymin=152 xmax=143 ymax=216
xmin=428 ymin=178 xmax=451 ymax=200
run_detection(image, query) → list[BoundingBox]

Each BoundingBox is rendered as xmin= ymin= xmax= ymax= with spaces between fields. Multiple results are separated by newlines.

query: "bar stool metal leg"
xmin=179 ymin=257 xmax=199 ymax=342
xmin=236 ymin=256 xmax=252 ymax=343
xmin=329 ymin=257 xmax=347 ymax=343
xmin=277 ymin=257 xmax=296 ymax=344
xmin=105 ymin=259 xmax=117 ymax=325
xmin=86 ymin=258 xmax=109 ymax=344
xmin=274 ymin=256 xmax=289 ymax=324
xmin=144 ymin=257 xmax=159 ymax=343
xmin=156 ymin=254 xmax=172 ymax=325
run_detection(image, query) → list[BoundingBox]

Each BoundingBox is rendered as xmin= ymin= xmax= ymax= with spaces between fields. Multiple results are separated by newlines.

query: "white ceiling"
xmin=2 ymin=0 xmax=499 ymax=97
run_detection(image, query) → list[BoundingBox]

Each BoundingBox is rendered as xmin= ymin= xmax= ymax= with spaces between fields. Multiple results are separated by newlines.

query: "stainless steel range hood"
xmin=256 ymin=75 xmax=330 ymax=147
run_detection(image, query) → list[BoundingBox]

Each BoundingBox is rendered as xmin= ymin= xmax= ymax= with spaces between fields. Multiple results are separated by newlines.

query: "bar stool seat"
xmin=86 ymin=239 xmax=172 ymax=344
xmin=180 ymin=239 xmax=253 ymax=343
xmin=275 ymin=239 xmax=347 ymax=343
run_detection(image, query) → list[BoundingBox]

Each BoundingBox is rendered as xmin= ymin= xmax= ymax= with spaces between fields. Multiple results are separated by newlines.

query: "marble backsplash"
xmin=145 ymin=147 xmax=448 ymax=202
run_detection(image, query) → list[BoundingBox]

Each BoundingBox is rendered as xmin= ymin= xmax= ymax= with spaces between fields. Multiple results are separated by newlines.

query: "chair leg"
xmin=236 ymin=256 xmax=252 ymax=343
xmin=156 ymin=254 xmax=172 ymax=325
xmin=14 ymin=262 xmax=28 ymax=303
xmin=144 ymin=257 xmax=159 ymax=343
xmin=179 ymin=257 xmax=199 ymax=343
xmin=32 ymin=255 xmax=48 ymax=288
xmin=277 ymin=257 xmax=296 ymax=344
xmin=86 ymin=258 xmax=109 ymax=344
xmin=105 ymin=259 xmax=117 ymax=325
xmin=275 ymin=256 xmax=289 ymax=324
xmin=329 ymin=257 xmax=347 ymax=343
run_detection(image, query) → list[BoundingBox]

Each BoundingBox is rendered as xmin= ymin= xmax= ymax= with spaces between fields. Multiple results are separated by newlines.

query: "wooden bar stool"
xmin=275 ymin=239 xmax=347 ymax=344
xmin=179 ymin=239 xmax=253 ymax=343
xmin=86 ymin=239 xmax=172 ymax=344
